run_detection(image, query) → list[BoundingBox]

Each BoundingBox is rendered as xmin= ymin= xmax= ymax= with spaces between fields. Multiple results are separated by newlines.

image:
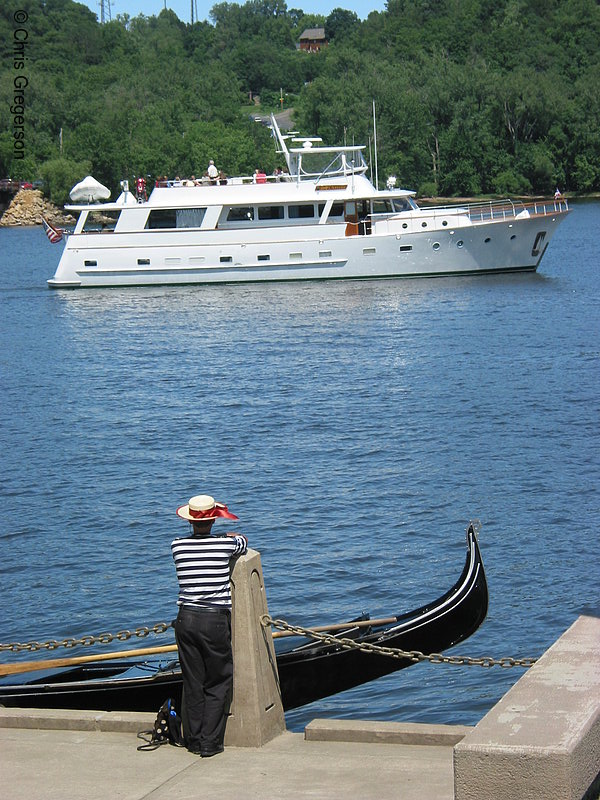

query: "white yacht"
xmin=47 ymin=116 xmax=569 ymax=289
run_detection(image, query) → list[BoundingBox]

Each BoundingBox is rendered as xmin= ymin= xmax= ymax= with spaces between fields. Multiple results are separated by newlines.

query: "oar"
xmin=0 ymin=616 xmax=399 ymax=677
xmin=0 ymin=644 xmax=178 ymax=677
xmin=270 ymin=615 xmax=398 ymax=639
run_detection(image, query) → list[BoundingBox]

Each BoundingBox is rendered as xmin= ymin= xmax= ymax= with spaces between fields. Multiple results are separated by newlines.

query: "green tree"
xmin=39 ymin=157 xmax=93 ymax=205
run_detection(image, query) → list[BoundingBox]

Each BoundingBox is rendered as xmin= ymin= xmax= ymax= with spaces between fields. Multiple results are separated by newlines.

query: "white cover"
xmin=69 ymin=176 xmax=111 ymax=203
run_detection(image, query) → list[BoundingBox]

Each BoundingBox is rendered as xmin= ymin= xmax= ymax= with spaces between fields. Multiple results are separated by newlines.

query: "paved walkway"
xmin=0 ymin=713 xmax=460 ymax=800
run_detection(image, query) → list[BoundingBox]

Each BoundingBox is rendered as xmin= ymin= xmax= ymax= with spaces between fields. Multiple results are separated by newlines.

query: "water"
xmin=1 ymin=203 xmax=598 ymax=731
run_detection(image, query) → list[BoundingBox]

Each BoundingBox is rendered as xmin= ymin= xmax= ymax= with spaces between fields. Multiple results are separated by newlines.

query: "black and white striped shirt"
xmin=171 ymin=534 xmax=247 ymax=609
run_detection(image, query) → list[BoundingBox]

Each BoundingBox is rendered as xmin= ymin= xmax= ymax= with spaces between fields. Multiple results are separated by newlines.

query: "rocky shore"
xmin=0 ymin=189 xmax=74 ymax=228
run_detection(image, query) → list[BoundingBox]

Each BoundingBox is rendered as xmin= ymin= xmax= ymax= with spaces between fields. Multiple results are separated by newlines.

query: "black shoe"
xmin=187 ymin=747 xmax=202 ymax=755
xmin=200 ymin=745 xmax=224 ymax=758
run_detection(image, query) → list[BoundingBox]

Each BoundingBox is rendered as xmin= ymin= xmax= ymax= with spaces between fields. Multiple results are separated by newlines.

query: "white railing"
xmin=370 ymin=197 xmax=569 ymax=235
xmin=423 ymin=198 xmax=570 ymax=223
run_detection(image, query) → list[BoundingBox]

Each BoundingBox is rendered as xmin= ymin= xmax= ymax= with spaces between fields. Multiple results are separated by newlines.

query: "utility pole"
xmin=99 ymin=0 xmax=112 ymax=24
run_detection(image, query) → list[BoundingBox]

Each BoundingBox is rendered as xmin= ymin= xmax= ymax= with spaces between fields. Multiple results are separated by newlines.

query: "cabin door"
xmin=344 ymin=201 xmax=371 ymax=236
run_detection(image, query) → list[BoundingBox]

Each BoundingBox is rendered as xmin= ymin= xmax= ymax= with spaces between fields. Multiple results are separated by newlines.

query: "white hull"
xmin=48 ymin=212 xmax=567 ymax=289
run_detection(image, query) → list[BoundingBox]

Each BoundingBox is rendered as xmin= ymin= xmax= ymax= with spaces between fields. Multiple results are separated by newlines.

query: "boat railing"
xmin=413 ymin=198 xmax=569 ymax=224
xmin=463 ymin=198 xmax=569 ymax=222
xmin=154 ymin=173 xmax=296 ymax=188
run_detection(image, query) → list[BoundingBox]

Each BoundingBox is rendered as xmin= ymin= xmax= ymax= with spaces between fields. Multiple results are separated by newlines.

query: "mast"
xmin=373 ymin=99 xmax=379 ymax=190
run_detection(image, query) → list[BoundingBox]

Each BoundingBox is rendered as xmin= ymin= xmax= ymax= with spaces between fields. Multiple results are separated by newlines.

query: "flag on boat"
xmin=42 ymin=217 xmax=63 ymax=244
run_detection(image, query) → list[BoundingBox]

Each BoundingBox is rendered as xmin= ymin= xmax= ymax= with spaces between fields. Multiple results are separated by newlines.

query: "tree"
xmin=39 ymin=157 xmax=92 ymax=206
xmin=325 ymin=9 xmax=360 ymax=41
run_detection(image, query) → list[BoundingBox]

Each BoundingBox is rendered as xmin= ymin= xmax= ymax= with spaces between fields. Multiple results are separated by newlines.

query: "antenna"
xmin=373 ymin=99 xmax=378 ymax=190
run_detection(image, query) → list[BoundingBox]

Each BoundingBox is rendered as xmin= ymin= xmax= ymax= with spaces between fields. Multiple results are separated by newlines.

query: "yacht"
xmin=47 ymin=115 xmax=569 ymax=289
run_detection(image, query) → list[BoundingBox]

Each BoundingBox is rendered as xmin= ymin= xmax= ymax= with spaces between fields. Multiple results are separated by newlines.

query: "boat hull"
xmin=48 ymin=212 xmax=568 ymax=289
xmin=0 ymin=526 xmax=487 ymax=713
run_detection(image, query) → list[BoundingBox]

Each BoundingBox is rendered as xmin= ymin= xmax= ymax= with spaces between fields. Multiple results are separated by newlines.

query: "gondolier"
xmin=172 ymin=494 xmax=247 ymax=757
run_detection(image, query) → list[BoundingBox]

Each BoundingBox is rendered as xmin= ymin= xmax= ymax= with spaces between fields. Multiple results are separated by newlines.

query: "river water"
xmin=1 ymin=202 xmax=598 ymax=731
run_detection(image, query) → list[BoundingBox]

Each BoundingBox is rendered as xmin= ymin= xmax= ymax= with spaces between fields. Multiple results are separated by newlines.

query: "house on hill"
xmin=298 ymin=27 xmax=328 ymax=52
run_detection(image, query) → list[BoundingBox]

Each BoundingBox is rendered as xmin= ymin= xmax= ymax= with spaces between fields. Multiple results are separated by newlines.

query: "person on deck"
xmin=172 ymin=494 xmax=247 ymax=757
xmin=207 ymin=160 xmax=219 ymax=184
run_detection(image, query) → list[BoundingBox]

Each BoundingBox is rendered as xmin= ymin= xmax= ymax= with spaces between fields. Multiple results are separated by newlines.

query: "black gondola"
xmin=0 ymin=524 xmax=487 ymax=713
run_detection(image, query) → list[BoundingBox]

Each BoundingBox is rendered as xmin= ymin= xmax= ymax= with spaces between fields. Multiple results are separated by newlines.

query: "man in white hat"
xmin=172 ymin=494 xmax=247 ymax=757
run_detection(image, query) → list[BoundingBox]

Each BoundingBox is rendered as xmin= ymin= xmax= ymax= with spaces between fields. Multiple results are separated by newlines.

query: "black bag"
xmin=137 ymin=698 xmax=185 ymax=751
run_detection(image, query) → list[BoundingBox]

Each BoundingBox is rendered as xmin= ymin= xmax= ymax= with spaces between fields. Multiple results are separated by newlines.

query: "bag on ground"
xmin=137 ymin=698 xmax=185 ymax=750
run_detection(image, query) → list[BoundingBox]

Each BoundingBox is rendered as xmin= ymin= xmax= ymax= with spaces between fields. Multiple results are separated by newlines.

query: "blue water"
xmin=1 ymin=203 xmax=598 ymax=732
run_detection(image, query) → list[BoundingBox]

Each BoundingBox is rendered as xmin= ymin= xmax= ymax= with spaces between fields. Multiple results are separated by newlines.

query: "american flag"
xmin=42 ymin=217 xmax=63 ymax=244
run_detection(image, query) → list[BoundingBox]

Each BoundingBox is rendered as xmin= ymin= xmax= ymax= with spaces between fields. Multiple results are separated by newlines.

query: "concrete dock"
xmin=0 ymin=711 xmax=462 ymax=800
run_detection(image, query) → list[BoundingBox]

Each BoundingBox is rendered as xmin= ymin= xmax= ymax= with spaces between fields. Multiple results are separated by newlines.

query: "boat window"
xmin=288 ymin=204 xmax=315 ymax=219
xmin=227 ymin=207 xmax=254 ymax=222
xmin=176 ymin=209 xmax=206 ymax=228
xmin=345 ymin=201 xmax=357 ymax=221
xmin=146 ymin=209 xmax=176 ymax=228
xmin=319 ymin=202 xmax=344 ymax=218
xmin=372 ymin=200 xmax=393 ymax=214
xmin=82 ymin=210 xmax=121 ymax=232
xmin=258 ymin=205 xmax=284 ymax=220
xmin=145 ymin=208 xmax=206 ymax=229
xmin=392 ymin=198 xmax=412 ymax=212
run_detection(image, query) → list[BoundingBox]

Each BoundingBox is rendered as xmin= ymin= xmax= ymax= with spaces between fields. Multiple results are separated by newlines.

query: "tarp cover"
xmin=69 ymin=176 xmax=111 ymax=203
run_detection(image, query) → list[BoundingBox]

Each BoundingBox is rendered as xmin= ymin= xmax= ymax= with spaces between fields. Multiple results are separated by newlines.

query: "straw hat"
xmin=176 ymin=494 xmax=239 ymax=522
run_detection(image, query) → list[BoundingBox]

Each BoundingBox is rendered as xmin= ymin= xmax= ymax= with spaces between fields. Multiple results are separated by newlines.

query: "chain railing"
xmin=261 ymin=615 xmax=538 ymax=670
xmin=0 ymin=622 xmax=174 ymax=653
xmin=1 ymin=616 xmax=538 ymax=670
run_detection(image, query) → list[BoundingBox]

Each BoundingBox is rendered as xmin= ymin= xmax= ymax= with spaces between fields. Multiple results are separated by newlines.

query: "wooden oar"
xmin=0 ymin=616 xmax=399 ymax=678
xmin=271 ymin=616 xmax=398 ymax=639
xmin=0 ymin=644 xmax=178 ymax=677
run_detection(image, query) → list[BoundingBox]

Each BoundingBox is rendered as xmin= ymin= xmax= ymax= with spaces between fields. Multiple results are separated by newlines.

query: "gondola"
xmin=0 ymin=524 xmax=487 ymax=713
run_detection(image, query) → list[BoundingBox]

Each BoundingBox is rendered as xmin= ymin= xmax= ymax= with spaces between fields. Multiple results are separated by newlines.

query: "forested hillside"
xmin=2 ymin=0 xmax=599 ymax=203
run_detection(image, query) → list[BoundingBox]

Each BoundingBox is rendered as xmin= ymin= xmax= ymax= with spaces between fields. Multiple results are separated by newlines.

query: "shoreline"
xmin=0 ymin=189 xmax=73 ymax=228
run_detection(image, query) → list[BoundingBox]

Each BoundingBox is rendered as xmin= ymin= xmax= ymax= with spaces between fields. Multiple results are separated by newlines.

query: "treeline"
xmin=1 ymin=0 xmax=599 ymax=204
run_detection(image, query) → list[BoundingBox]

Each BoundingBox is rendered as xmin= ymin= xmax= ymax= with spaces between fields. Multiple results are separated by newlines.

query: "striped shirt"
xmin=171 ymin=534 xmax=247 ymax=609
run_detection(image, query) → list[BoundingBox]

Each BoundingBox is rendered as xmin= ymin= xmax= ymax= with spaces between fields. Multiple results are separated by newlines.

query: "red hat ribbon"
xmin=189 ymin=504 xmax=239 ymax=521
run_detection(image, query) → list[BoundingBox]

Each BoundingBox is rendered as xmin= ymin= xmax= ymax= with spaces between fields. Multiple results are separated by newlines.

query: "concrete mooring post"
xmin=224 ymin=548 xmax=286 ymax=747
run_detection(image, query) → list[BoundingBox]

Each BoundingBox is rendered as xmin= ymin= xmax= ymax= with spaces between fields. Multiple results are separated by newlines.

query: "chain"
xmin=261 ymin=615 xmax=538 ymax=669
xmin=1 ymin=614 xmax=538 ymax=670
xmin=0 ymin=622 xmax=174 ymax=653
